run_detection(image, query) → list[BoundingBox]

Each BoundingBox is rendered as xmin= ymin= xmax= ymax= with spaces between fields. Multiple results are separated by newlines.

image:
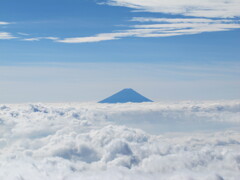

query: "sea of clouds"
xmin=0 ymin=101 xmax=240 ymax=180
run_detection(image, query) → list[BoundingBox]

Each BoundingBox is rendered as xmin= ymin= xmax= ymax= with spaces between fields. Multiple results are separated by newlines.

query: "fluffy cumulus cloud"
xmin=0 ymin=101 xmax=240 ymax=179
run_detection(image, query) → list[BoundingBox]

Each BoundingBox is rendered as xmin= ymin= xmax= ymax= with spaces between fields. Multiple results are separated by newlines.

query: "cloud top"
xmin=0 ymin=101 xmax=240 ymax=179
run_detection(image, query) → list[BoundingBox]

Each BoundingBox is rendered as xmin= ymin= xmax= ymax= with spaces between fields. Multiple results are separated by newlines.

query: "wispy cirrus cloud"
xmin=104 ymin=0 xmax=240 ymax=18
xmin=0 ymin=32 xmax=16 ymax=39
xmin=17 ymin=32 xmax=30 ymax=36
xmin=131 ymin=17 xmax=240 ymax=36
xmin=55 ymin=17 xmax=240 ymax=43
xmin=1 ymin=0 xmax=240 ymax=43
xmin=0 ymin=21 xmax=10 ymax=25
xmin=55 ymin=35 xmax=116 ymax=43
xmin=22 ymin=37 xmax=59 ymax=41
xmin=130 ymin=17 xmax=236 ymax=23
xmin=0 ymin=21 xmax=16 ymax=39
xmin=54 ymin=0 xmax=240 ymax=43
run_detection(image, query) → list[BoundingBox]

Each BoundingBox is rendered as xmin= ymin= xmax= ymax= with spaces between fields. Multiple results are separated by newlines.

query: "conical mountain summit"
xmin=98 ymin=88 xmax=153 ymax=103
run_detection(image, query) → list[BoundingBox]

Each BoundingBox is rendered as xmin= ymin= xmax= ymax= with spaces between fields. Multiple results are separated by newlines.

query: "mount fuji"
xmin=99 ymin=88 xmax=153 ymax=103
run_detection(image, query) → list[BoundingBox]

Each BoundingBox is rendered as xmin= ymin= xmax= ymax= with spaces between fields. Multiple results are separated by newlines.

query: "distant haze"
xmin=0 ymin=62 xmax=239 ymax=103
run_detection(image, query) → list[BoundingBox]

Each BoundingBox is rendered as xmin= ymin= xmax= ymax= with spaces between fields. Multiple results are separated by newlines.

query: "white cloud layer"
xmin=104 ymin=0 xmax=240 ymax=18
xmin=0 ymin=101 xmax=240 ymax=179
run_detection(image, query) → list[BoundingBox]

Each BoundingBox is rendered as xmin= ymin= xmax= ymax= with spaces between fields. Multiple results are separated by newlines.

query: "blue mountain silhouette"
xmin=99 ymin=88 xmax=153 ymax=103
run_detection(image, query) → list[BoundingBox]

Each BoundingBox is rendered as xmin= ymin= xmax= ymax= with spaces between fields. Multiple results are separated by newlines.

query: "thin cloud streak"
xmin=22 ymin=37 xmax=59 ymax=41
xmin=0 ymin=21 xmax=16 ymax=40
xmin=56 ymin=34 xmax=117 ymax=43
xmin=0 ymin=32 xmax=16 ymax=39
xmin=0 ymin=21 xmax=10 ymax=25
xmin=17 ymin=32 xmax=30 ymax=36
xmin=131 ymin=17 xmax=237 ymax=23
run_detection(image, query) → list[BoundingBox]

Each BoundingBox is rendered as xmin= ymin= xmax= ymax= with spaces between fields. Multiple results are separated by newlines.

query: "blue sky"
xmin=0 ymin=0 xmax=240 ymax=102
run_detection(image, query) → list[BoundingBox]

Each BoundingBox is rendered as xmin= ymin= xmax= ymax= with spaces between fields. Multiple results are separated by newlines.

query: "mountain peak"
xmin=98 ymin=88 xmax=153 ymax=103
